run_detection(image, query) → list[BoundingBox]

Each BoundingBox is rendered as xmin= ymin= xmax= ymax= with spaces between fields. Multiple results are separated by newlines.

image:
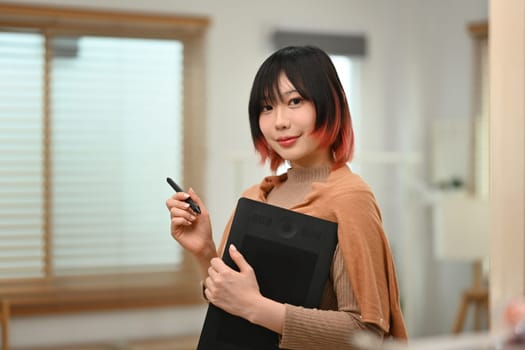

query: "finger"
xmin=170 ymin=216 xmax=192 ymax=228
xmin=203 ymin=277 xmax=215 ymax=301
xmin=166 ymin=196 xmax=191 ymax=211
xmin=229 ymin=244 xmax=252 ymax=273
xmin=188 ymin=188 xmax=207 ymax=214
xmin=204 ymin=276 xmax=215 ymax=291
xmin=169 ymin=205 xmax=195 ymax=220
xmin=173 ymin=191 xmax=191 ymax=200
xmin=207 ymin=265 xmax=219 ymax=280
xmin=210 ymin=257 xmax=230 ymax=274
xmin=204 ymin=286 xmax=213 ymax=302
xmin=170 ymin=207 xmax=196 ymax=223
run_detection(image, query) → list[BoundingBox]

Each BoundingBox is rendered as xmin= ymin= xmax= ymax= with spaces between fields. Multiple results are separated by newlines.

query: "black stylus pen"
xmin=166 ymin=177 xmax=201 ymax=215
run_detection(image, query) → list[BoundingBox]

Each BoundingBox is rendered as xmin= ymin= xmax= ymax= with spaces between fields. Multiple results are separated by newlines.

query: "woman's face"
xmin=258 ymin=73 xmax=332 ymax=169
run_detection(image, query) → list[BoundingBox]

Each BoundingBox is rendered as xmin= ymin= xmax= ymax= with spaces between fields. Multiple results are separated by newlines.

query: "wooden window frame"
xmin=466 ymin=20 xmax=488 ymax=195
xmin=0 ymin=0 xmax=209 ymax=318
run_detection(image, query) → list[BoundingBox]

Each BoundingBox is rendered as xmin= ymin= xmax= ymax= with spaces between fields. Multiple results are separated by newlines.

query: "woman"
xmin=166 ymin=45 xmax=407 ymax=349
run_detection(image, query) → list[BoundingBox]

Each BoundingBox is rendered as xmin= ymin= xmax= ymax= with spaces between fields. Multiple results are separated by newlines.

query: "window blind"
xmin=0 ymin=32 xmax=46 ymax=279
xmin=51 ymin=36 xmax=184 ymax=275
xmin=0 ymin=32 xmax=186 ymax=278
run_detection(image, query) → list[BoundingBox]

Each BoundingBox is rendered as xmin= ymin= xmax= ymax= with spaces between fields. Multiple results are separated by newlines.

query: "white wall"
xmin=389 ymin=1 xmax=489 ymax=337
xmin=2 ymin=0 xmax=488 ymax=347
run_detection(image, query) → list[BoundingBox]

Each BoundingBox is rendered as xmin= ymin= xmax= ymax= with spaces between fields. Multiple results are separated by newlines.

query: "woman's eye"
xmin=261 ymin=105 xmax=273 ymax=112
xmin=289 ymin=97 xmax=303 ymax=106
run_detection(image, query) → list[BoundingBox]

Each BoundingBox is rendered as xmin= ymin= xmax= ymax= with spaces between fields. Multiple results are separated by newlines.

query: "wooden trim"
xmin=1 ymin=271 xmax=204 ymax=314
xmin=0 ymin=3 xmax=209 ymax=38
xmin=182 ymin=32 xmax=207 ymax=196
xmin=1 ymin=300 xmax=10 ymax=350
xmin=0 ymin=271 xmax=204 ymax=349
xmin=467 ymin=20 xmax=489 ymax=195
xmin=128 ymin=335 xmax=199 ymax=350
xmin=13 ymin=334 xmax=199 ymax=350
xmin=42 ymin=31 xmax=53 ymax=278
xmin=468 ymin=21 xmax=488 ymax=40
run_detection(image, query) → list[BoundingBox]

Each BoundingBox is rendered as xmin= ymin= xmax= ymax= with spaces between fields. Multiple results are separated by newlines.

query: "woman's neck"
xmin=267 ymin=165 xmax=331 ymax=208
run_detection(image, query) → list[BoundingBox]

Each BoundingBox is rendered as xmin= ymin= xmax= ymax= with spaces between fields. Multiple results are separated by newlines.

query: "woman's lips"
xmin=276 ymin=136 xmax=299 ymax=147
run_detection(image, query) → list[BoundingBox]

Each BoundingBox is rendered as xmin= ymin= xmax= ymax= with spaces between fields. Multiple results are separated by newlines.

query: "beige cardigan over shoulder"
xmin=218 ymin=166 xmax=408 ymax=345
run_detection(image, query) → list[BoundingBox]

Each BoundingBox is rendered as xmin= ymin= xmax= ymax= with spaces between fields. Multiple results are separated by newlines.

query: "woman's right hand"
xmin=165 ymin=188 xmax=216 ymax=262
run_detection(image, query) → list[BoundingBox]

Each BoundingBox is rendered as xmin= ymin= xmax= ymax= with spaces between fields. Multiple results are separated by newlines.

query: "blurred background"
xmin=2 ymin=0 xmax=519 ymax=349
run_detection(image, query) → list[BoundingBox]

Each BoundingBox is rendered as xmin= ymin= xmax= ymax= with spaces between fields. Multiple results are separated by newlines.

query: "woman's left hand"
xmin=204 ymin=244 xmax=262 ymax=320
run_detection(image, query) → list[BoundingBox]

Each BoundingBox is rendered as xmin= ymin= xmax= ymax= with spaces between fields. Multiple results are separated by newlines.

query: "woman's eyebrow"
xmin=281 ymin=89 xmax=298 ymax=96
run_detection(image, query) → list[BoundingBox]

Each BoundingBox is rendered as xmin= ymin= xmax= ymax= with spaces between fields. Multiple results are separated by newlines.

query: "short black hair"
xmin=248 ymin=45 xmax=354 ymax=171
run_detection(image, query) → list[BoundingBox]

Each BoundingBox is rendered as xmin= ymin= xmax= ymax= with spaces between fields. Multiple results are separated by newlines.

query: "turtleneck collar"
xmin=286 ymin=165 xmax=332 ymax=184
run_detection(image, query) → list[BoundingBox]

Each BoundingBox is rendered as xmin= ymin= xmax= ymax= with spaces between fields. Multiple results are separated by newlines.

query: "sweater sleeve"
xmin=280 ymin=306 xmax=376 ymax=350
xmin=279 ymin=247 xmax=384 ymax=350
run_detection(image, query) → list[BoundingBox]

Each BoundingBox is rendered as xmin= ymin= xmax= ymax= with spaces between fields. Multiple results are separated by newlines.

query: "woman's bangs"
xmin=256 ymin=63 xmax=285 ymax=108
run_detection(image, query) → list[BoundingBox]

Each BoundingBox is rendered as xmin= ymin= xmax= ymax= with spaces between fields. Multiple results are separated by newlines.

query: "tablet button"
xmin=280 ymin=217 xmax=297 ymax=239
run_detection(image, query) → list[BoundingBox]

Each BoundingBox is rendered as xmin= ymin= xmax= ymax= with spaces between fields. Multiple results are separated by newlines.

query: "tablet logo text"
xmin=250 ymin=212 xmax=272 ymax=226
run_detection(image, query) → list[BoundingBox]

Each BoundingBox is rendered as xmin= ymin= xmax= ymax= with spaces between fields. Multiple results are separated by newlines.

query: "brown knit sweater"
xmin=218 ymin=165 xmax=407 ymax=349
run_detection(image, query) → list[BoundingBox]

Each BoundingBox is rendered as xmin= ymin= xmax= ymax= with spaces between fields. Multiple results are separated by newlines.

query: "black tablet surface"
xmin=197 ymin=197 xmax=338 ymax=350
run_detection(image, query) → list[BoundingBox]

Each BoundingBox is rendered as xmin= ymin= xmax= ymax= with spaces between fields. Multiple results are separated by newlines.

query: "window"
xmin=0 ymin=3 xmax=208 ymax=295
xmin=0 ymin=32 xmax=45 ymax=279
xmin=52 ymin=36 xmax=184 ymax=275
xmin=329 ymin=55 xmax=362 ymax=171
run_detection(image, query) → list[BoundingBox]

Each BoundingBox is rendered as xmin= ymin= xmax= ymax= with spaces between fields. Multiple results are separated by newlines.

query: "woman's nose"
xmin=274 ymin=107 xmax=290 ymax=129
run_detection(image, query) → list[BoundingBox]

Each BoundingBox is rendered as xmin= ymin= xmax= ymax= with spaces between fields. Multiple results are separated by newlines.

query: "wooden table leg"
xmin=453 ymin=293 xmax=469 ymax=333
xmin=452 ymin=288 xmax=489 ymax=334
